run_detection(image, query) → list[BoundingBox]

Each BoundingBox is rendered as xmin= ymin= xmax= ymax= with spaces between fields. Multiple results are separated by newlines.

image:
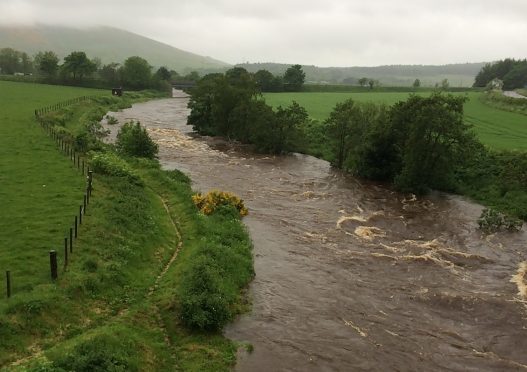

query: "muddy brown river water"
xmin=105 ymin=92 xmax=527 ymax=371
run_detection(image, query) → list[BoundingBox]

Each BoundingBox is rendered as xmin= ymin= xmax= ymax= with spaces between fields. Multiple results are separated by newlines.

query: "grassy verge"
xmin=479 ymin=91 xmax=527 ymax=116
xmin=1 ymin=83 xmax=253 ymax=370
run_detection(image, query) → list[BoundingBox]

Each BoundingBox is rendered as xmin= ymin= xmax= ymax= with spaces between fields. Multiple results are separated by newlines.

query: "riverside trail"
xmin=103 ymin=90 xmax=527 ymax=371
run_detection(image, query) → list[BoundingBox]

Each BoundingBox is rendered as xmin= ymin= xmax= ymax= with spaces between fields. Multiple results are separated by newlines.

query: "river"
xmin=104 ymin=91 xmax=527 ymax=371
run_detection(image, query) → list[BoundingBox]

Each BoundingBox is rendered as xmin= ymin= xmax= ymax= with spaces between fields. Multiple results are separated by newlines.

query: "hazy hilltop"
xmin=236 ymin=62 xmax=486 ymax=87
xmin=0 ymin=25 xmax=230 ymax=72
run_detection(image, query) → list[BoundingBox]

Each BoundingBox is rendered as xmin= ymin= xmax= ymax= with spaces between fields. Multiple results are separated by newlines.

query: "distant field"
xmin=0 ymin=81 xmax=105 ymax=292
xmin=264 ymin=91 xmax=527 ymax=151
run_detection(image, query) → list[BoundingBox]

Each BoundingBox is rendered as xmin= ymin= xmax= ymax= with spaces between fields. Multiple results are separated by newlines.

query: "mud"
xmin=103 ymin=90 xmax=527 ymax=371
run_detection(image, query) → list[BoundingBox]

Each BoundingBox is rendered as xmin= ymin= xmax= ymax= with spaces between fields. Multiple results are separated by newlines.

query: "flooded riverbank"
xmin=104 ymin=92 xmax=527 ymax=371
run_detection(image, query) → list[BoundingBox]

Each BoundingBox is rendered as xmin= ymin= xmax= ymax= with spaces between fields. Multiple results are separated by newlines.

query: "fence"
xmin=3 ymin=96 xmax=97 ymax=299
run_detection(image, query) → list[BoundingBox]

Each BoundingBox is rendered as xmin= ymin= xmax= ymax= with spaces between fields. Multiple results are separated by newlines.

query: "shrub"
xmin=116 ymin=121 xmax=158 ymax=159
xmin=180 ymin=256 xmax=232 ymax=331
xmin=105 ymin=115 xmax=118 ymax=125
xmin=52 ymin=333 xmax=139 ymax=371
xmin=192 ymin=190 xmax=248 ymax=217
xmin=478 ymin=208 xmax=523 ymax=233
xmin=90 ymin=152 xmax=143 ymax=185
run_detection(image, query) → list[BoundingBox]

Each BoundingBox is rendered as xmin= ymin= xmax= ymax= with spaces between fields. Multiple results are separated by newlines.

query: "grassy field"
xmin=264 ymin=91 xmax=527 ymax=151
xmin=0 ymin=81 xmax=106 ymax=293
xmin=0 ymin=82 xmax=252 ymax=370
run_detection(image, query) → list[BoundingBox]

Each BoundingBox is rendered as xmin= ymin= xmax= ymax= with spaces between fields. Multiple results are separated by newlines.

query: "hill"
xmin=0 ymin=25 xmax=230 ymax=72
xmin=236 ymin=62 xmax=486 ymax=87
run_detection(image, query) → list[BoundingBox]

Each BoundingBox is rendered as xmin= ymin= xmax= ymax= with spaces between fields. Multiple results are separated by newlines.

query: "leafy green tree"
xmin=358 ymin=77 xmax=368 ymax=87
xmin=390 ymin=93 xmax=476 ymax=192
xmin=441 ymin=78 xmax=450 ymax=89
xmin=0 ymin=48 xmax=21 ymax=74
xmin=20 ymin=52 xmax=33 ymax=73
xmin=254 ymin=69 xmax=284 ymax=92
xmin=99 ymin=63 xmax=120 ymax=85
xmin=184 ymin=71 xmax=200 ymax=82
xmin=121 ymin=56 xmax=152 ymax=89
xmin=62 ymin=51 xmax=97 ymax=82
xmin=368 ymin=79 xmax=379 ymax=89
xmin=269 ymin=102 xmax=308 ymax=153
xmin=413 ymin=78 xmax=421 ymax=88
xmin=325 ymin=99 xmax=359 ymax=168
xmin=503 ymin=63 xmax=527 ymax=89
xmin=283 ymin=64 xmax=305 ymax=91
xmin=116 ymin=121 xmax=158 ymax=159
xmin=155 ymin=66 xmax=171 ymax=81
xmin=34 ymin=51 xmax=59 ymax=77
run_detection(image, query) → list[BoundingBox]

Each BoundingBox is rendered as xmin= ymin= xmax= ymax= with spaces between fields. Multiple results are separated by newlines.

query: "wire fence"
xmin=3 ymin=96 xmax=97 ymax=299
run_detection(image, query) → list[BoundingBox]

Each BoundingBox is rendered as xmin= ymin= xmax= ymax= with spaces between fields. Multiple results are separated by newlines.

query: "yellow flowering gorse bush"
xmin=192 ymin=190 xmax=248 ymax=217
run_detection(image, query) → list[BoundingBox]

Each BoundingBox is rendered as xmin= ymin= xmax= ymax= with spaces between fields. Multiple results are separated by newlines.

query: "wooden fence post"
xmin=64 ymin=238 xmax=68 ymax=267
xmin=50 ymin=250 xmax=58 ymax=280
xmin=6 ymin=270 xmax=11 ymax=298
xmin=79 ymin=205 xmax=83 ymax=225
xmin=69 ymin=228 xmax=73 ymax=253
xmin=88 ymin=171 xmax=93 ymax=196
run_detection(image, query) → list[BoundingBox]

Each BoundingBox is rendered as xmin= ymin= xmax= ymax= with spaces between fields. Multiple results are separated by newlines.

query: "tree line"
xmin=0 ymin=47 xmax=200 ymax=90
xmin=189 ymin=67 xmax=308 ymax=153
xmin=474 ymin=58 xmax=527 ymax=90
xmin=189 ymin=66 xmax=527 ymax=218
xmin=189 ymin=67 xmax=477 ymax=193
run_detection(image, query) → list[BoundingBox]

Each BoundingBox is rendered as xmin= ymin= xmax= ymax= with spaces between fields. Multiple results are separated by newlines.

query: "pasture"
xmin=264 ymin=91 xmax=527 ymax=151
xmin=0 ymin=81 xmax=105 ymax=293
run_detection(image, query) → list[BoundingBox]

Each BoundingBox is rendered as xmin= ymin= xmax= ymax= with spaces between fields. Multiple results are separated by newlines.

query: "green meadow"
xmin=0 ymin=81 xmax=251 ymax=370
xmin=264 ymin=91 xmax=527 ymax=151
xmin=0 ymin=81 xmax=106 ymax=293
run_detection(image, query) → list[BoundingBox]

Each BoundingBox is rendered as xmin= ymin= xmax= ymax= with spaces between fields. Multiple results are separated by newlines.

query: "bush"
xmin=192 ymin=190 xmax=248 ymax=217
xmin=180 ymin=256 xmax=232 ymax=331
xmin=478 ymin=208 xmax=523 ymax=233
xmin=116 ymin=121 xmax=158 ymax=159
xmin=52 ymin=333 xmax=139 ymax=371
xmin=90 ymin=152 xmax=143 ymax=185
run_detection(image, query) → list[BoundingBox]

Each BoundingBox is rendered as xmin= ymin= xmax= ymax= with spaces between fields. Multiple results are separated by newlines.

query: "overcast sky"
xmin=0 ymin=0 xmax=526 ymax=67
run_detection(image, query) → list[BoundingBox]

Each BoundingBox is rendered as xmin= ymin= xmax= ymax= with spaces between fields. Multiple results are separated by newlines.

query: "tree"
xmin=368 ymin=79 xmax=379 ymax=89
xmin=62 ymin=51 xmax=97 ymax=82
xmin=121 ymin=56 xmax=152 ymax=89
xmin=0 ymin=48 xmax=21 ymax=74
xmin=254 ymin=70 xmax=274 ymax=92
xmin=267 ymin=102 xmax=308 ymax=153
xmin=155 ymin=66 xmax=171 ymax=81
xmin=441 ymin=78 xmax=449 ymax=89
xmin=358 ymin=77 xmax=368 ymax=87
xmin=503 ymin=63 xmax=527 ymax=89
xmin=34 ymin=51 xmax=59 ymax=77
xmin=184 ymin=71 xmax=200 ymax=82
xmin=99 ymin=63 xmax=120 ymax=85
xmin=413 ymin=79 xmax=421 ymax=88
xmin=390 ymin=93 xmax=476 ymax=192
xmin=20 ymin=52 xmax=33 ymax=74
xmin=283 ymin=64 xmax=305 ymax=91
xmin=116 ymin=121 xmax=158 ymax=159
xmin=325 ymin=99 xmax=359 ymax=168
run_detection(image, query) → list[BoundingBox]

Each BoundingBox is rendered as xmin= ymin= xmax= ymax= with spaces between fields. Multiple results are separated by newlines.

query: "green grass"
xmin=264 ymin=91 xmax=527 ymax=151
xmin=0 ymin=83 xmax=251 ymax=370
xmin=0 ymin=81 xmax=106 ymax=293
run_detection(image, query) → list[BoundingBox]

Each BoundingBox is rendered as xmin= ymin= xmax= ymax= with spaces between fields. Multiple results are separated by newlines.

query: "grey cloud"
xmin=0 ymin=0 xmax=525 ymax=66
